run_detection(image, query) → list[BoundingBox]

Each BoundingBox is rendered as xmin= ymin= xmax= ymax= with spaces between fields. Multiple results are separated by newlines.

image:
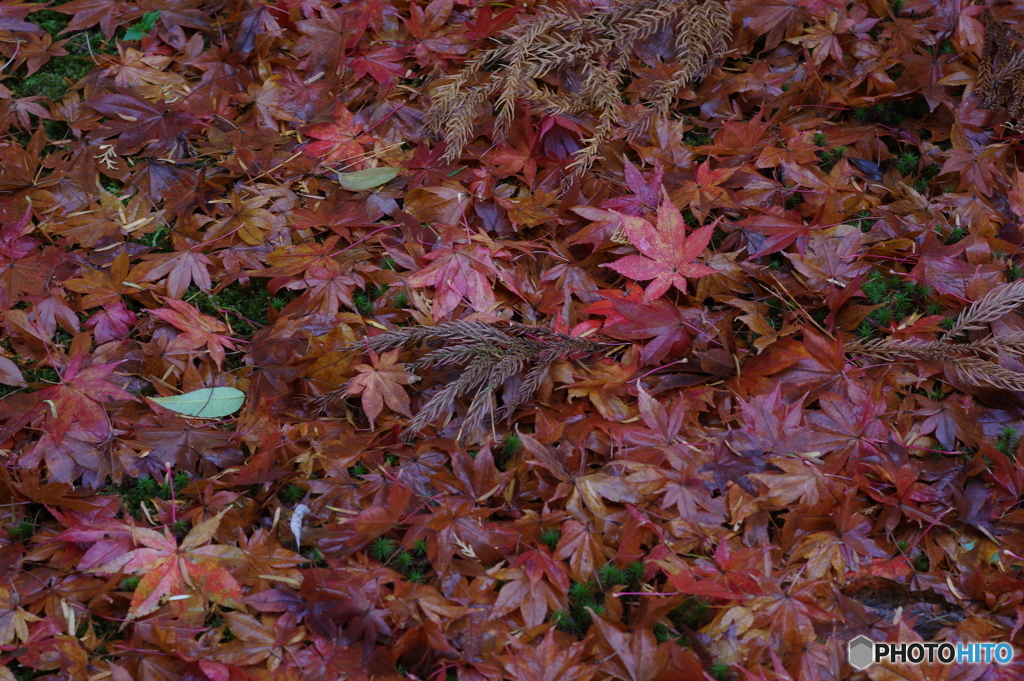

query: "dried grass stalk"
xmin=946 ymin=279 xmax=1024 ymax=335
xmin=425 ymin=0 xmax=730 ymax=176
xmin=342 ymin=321 xmax=606 ymax=438
xmin=980 ymin=9 xmax=1024 ymax=123
xmin=848 ymin=280 xmax=1024 ymax=392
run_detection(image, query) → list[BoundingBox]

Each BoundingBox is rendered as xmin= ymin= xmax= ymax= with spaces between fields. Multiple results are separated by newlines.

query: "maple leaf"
xmin=51 ymin=0 xmax=135 ymax=36
xmin=584 ymin=287 xmax=704 ymax=364
xmin=293 ymin=7 xmax=365 ymax=74
xmin=406 ymin=243 xmax=502 ymax=320
xmin=30 ymin=343 xmax=136 ymax=442
xmin=0 ymin=586 xmax=42 ymax=645
xmin=592 ymin=616 xmax=669 ymax=681
xmin=939 ymin=146 xmax=1005 ymax=197
xmin=671 ymin=159 xmax=738 ymax=220
xmin=491 ymin=558 xmax=565 ymax=628
xmin=784 ymin=223 xmax=870 ymax=288
xmin=90 ymin=510 xmax=244 ymax=619
xmin=342 ymin=349 xmax=418 ymax=427
xmin=150 ymin=297 xmax=239 ymax=371
xmin=603 ymin=192 xmax=718 ymax=302
xmin=213 ymin=612 xmax=306 ymax=670
xmin=602 ymin=161 xmax=664 ymax=216
xmin=88 ymin=88 xmax=203 ymax=156
xmin=85 ymin=301 xmax=137 ymax=344
xmin=0 ymin=0 xmax=39 ymax=32
xmin=302 ymin=103 xmax=374 ymax=165
xmin=350 ymin=46 xmax=409 ymax=85
xmin=501 ymin=627 xmax=595 ymax=681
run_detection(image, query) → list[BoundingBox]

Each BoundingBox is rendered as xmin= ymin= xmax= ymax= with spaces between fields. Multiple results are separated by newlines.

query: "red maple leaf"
xmin=603 ymin=191 xmax=718 ymax=302
xmin=89 ymin=510 xmax=244 ymax=619
xmin=342 ymin=349 xmax=418 ymax=427
xmin=150 ymin=297 xmax=239 ymax=371
xmin=302 ymin=103 xmax=374 ymax=165
xmin=34 ymin=343 xmax=136 ymax=442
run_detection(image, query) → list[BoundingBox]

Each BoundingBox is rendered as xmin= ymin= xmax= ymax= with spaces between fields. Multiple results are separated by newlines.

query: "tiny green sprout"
xmin=897 ymin=540 xmax=909 ymax=552
xmin=280 ymin=483 xmax=305 ymax=504
xmin=945 ymin=226 xmax=967 ymax=245
xmin=854 ymin=107 xmax=869 ymax=121
xmin=785 ymin=194 xmax=803 ymax=210
xmin=412 ymin=538 xmax=428 ymax=555
xmin=446 ymin=670 xmax=457 ymax=681
xmin=381 ymin=255 xmax=397 ymax=271
xmin=349 ymin=463 xmax=369 ymax=479
xmin=624 ymin=561 xmax=645 ymax=583
xmin=270 ymin=296 xmax=289 ymax=311
xmin=9 ymin=520 xmax=33 ymax=542
xmin=539 ymin=528 xmax=561 ymax=550
xmin=896 ymin=151 xmax=919 ymax=175
xmin=926 ymin=301 xmax=943 ymax=316
xmin=854 ymin=209 xmax=874 ymax=232
xmin=671 ymin=598 xmax=713 ymax=630
xmin=709 ymin=662 xmax=732 ymax=681
xmin=171 ymin=518 xmax=190 ymax=536
xmin=1010 ymin=264 xmax=1023 ymax=281
xmin=856 ymin=321 xmax=876 ymax=340
xmin=384 ymin=454 xmax=400 ymax=466
xmin=891 ymin=0 xmax=905 ymax=12
xmin=393 ymin=292 xmax=409 ymax=309
xmin=862 ymin=272 xmax=889 ymax=304
xmin=996 ymin=426 xmax=1020 ymax=457
xmin=870 ymin=307 xmax=893 ymax=326
xmin=173 ymin=471 xmax=190 ymax=490
xmin=890 ymin=290 xmax=913 ymax=316
xmin=369 ymin=536 xmax=398 ymax=562
xmin=393 ymin=551 xmax=414 ymax=570
xmin=653 ymin=623 xmax=671 ymax=643
xmin=353 ymin=290 xmax=375 ymax=317
xmin=501 ymin=432 xmax=522 ymax=456
xmin=912 ymin=553 xmax=930 ymax=571
xmin=569 ymin=581 xmax=599 ymax=606
xmin=598 ymin=563 xmax=626 ymax=587
xmin=912 ymin=178 xmax=929 ymax=193
xmin=551 ymin=609 xmax=573 ymax=630
xmin=306 ymin=547 xmax=325 ymax=565
xmin=811 ymin=132 xmax=828 ymax=147
xmin=940 ymin=316 xmax=956 ymax=330
xmin=137 ymin=475 xmax=159 ymax=496
xmin=121 ymin=576 xmax=142 ymax=591
xmin=406 ymin=569 xmax=429 ymax=584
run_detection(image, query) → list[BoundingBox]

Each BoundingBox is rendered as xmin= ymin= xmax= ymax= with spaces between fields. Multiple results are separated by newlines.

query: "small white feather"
xmin=290 ymin=504 xmax=310 ymax=552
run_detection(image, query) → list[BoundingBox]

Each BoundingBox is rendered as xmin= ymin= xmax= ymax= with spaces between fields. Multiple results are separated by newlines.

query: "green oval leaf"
xmin=150 ymin=387 xmax=245 ymax=418
xmin=336 ymin=167 xmax=399 ymax=191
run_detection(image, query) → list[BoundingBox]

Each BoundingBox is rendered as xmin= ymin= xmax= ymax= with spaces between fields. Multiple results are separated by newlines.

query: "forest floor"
xmin=1 ymin=0 xmax=1024 ymax=679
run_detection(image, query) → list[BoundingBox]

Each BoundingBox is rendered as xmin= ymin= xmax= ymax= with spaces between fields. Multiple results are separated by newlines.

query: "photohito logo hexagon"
xmin=849 ymin=636 xmax=874 ymax=670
